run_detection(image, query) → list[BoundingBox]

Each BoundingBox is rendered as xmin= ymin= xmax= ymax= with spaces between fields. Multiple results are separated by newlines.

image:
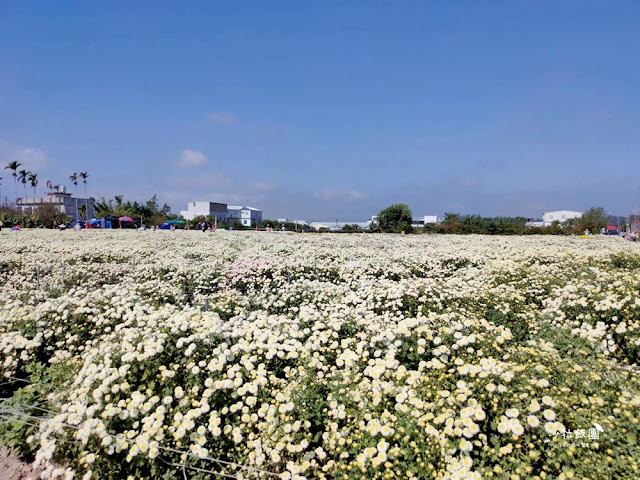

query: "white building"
xmin=411 ymin=215 xmax=439 ymax=228
xmin=277 ymin=218 xmax=308 ymax=225
xmin=17 ymin=188 xmax=95 ymax=220
xmin=309 ymin=221 xmax=370 ymax=230
xmin=525 ymin=220 xmax=545 ymax=228
xmin=368 ymin=214 xmax=439 ymax=228
xmin=227 ymin=206 xmax=262 ymax=227
xmin=542 ymin=210 xmax=582 ymax=226
xmin=180 ymin=202 xmax=229 ymax=222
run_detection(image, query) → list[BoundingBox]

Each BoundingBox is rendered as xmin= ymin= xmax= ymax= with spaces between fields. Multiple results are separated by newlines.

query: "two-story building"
xmin=17 ymin=187 xmax=95 ymax=220
xmin=180 ymin=202 xmax=262 ymax=226
xmin=179 ymin=202 xmax=229 ymax=223
xmin=411 ymin=215 xmax=439 ymax=228
xmin=227 ymin=205 xmax=262 ymax=227
xmin=542 ymin=210 xmax=582 ymax=226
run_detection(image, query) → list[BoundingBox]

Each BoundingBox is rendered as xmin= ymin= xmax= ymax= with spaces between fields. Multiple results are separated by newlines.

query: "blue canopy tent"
xmin=94 ymin=216 xmax=119 ymax=228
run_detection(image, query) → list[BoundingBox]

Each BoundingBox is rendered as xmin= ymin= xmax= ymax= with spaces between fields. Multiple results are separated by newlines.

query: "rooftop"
xmin=228 ymin=205 xmax=261 ymax=211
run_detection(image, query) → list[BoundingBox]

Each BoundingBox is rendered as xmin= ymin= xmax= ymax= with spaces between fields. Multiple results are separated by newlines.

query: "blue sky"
xmin=1 ymin=1 xmax=639 ymax=220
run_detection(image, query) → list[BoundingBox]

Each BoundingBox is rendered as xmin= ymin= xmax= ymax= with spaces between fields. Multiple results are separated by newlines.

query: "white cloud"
xmin=177 ymin=149 xmax=208 ymax=167
xmin=207 ymin=112 xmax=236 ymax=125
xmin=250 ymin=181 xmax=276 ymax=192
xmin=0 ymin=139 xmax=49 ymax=171
xmin=160 ymin=173 xmax=278 ymax=211
xmin=313 ymin=189 xmax=366 ymax=201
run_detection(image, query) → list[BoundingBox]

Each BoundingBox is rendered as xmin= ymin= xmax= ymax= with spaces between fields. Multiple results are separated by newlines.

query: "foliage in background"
xmin=377 ymin=203 xmax=413 ymax=233
xmin=577 ymin=207 xmax=609 ymax=233
xmin=434 ymin=214 xmax=528 ymax=235
xmin=94 ymin=194 xmax=173 ymax=226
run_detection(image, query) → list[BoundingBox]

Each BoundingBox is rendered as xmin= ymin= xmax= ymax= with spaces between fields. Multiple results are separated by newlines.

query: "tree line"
xmin=93 ymin=194 xmax=174 ymax=227
xmin=0 ymin=190 xmax=175 ymax=228
xmin=372 ymin=204 xmax=615 ymax=235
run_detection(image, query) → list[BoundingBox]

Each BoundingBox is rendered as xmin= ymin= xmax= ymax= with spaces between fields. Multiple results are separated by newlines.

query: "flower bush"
xmin=0 ymin=230 xmax=639 ymax=479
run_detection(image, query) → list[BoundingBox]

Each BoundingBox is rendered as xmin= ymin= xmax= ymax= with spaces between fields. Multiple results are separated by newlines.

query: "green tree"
xmin=4 ymin=161 xmax=21 ymax=206
xmin=146 ymin=194 xmax=159 ymax=213
xmin=79 ymin=172 xmax=89 ymax=221
xmin=18 ymin=169 xmax=30 ymax=204
xmin=579 ymin=207 xmax=608 ymax=233
xmin=161 ymin=203 xmax=172 ymax=216
xmin=94 ymin=197 xmax=114 ymax=217
xmin=69 ymin=172 xmax=79 ymax=222
xmin=93 ymin=194 xmax=172 ymax=226
xmin=439 ymin=213 xmax=462 ymax=233
xmin=561 ymin=217 xmax=580 ymax=229
xmin=342 ymin=224 xmax=361 ymax=232
xmin=460 ymin=215 xmax=484 ymax=234
xmin=377 ymin=204 xmax=413 ymax=233
xmin=28 ymin=172 xmax=38 ymax=200
xmin=36 ymin=203 xmax=68 ymax=228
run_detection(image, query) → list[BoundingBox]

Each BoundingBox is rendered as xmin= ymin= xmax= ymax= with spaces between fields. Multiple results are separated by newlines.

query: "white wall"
xmin=180 ymin=201 xmax=229 ymax=222
xmin=542 ymin=210 xmax=582 ymax=226
xmin=228 ymin=206 xmax=262 ymax=226
xmin=411 ymin=215 xmax=439 ymax=227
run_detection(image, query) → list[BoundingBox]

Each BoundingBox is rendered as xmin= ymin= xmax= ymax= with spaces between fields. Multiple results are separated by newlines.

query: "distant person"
xmin=255 ymin=226 xmax=260 ymax=231
xmin=74 ymin=222 xmax=81 ymax=231
xmin=281 ymin=225 xmax=286 ymax=231
xmin=0 ymin=220 xmax=3 ymax=231
xmin=202 ymin=222 xmax=207 ymax=233
xmin=59 ymin=223 xmax=67 ymax=231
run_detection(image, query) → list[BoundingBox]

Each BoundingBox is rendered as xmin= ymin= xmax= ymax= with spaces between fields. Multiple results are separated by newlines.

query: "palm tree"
xmin=28 ymin=172 xmax=38 ymax=198
xmin=28 ymin=173 xmax=38 ymax=214
xmin=0 ymin=176 xmax=3 ymax=206
xmin=79 ymin=172 xmax=89 ymax=221
xmin=69 ymin=172 xmax=79 ymax=222
xmin=4 ymin=161 xmax=21 ymax=206
xmin=18 ymin=170 xmax=30 ymax=211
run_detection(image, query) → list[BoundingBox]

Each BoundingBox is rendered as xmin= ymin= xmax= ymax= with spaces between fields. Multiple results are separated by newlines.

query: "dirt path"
xmin=0 ymin=448 xmax=43 ymax=480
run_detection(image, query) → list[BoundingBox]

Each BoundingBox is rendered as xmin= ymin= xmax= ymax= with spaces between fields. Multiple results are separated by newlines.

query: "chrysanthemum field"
xmin=1 ymin=231 xmax=640 ymax=480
